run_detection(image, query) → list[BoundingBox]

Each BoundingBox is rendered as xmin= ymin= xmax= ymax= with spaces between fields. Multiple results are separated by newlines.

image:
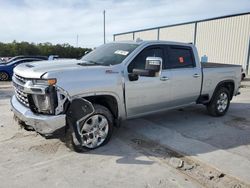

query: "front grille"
xmin=15 ymin=88 xmax=29 ymax=107
xmin=14 ymin=74 xmax=28 ymax=85
xmin=13 ymin=74 xmax=30 ymax=107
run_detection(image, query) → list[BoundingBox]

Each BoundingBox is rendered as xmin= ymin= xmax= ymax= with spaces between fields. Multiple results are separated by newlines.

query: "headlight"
xmin=32 ymin=94 xmax=52 ymax=114
xmin=29 ymin=86 xmax=58 ymax=114
xmin=32 ymin=78 xmax=57 ymax=86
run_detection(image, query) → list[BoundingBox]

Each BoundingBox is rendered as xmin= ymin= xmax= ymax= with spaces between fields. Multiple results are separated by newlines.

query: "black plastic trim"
xmin=211 ymin=80 xmax=235 ymax=101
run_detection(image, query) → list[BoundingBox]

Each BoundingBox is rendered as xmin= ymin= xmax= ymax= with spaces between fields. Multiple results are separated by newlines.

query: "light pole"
xmin=103 ymin=10 xmax=106 ymax=44
xmin=76 ymin=34 xmax=79 ymax=47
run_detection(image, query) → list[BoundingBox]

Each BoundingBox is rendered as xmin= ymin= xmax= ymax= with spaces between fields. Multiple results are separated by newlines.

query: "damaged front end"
xmin=13 ymin=75 xmax=68 ymax=116
xmin=12 ymin=74 xmax=95 ymax=138
xmin=12 ymin=74 xmax=68 ymax=134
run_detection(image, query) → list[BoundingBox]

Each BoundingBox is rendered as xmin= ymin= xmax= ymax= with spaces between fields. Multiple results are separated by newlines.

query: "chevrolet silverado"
xmin=11 ymin=41 xmax=241 ymax=152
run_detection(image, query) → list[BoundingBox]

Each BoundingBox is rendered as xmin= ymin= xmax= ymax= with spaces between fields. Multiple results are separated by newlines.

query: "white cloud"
xmin=0 ymin=0 xmax=249 ymax=48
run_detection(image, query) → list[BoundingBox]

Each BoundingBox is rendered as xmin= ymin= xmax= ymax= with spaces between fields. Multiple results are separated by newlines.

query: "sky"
xmin=0 ymin=0 xmax=249 ymax=48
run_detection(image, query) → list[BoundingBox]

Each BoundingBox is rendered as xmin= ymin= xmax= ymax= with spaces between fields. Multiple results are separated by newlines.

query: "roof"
xmin=111 ymin=40 xmax=194 ymax=47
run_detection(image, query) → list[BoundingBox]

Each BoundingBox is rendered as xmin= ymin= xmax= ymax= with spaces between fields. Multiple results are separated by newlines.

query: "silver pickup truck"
xmin=11 ymin=41 xmax=241 ymax=151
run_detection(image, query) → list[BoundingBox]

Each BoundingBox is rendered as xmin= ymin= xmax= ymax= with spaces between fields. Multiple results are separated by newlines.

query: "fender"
xmin=71 ymin=91 xmax=126 ymax=119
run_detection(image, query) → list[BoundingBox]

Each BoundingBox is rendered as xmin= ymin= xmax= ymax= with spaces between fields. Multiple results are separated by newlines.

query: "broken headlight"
xmin=29 ymin=86 xmax=58 ymax=115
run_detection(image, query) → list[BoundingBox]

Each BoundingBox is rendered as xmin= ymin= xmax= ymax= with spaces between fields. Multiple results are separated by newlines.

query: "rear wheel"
xmin=65 ymin=104 xmax=114 ymax=152
xmin=241 ymin=73 xmax=245 ymax=81
xmin=0 ymin=72 xmax=9 ymax=81
xmin=206 ymin=87 xmax=230 ymax=117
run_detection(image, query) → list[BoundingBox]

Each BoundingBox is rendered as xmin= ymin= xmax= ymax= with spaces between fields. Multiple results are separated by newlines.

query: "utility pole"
xmin=103 ymin=10 xmax=106 ymax=44
xmin=76 ymin=34 xmax=79 ymax=47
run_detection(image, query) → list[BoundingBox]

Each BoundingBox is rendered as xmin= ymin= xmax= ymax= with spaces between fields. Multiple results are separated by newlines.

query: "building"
xmin=113 ymin=12 xmax=250 ymax=74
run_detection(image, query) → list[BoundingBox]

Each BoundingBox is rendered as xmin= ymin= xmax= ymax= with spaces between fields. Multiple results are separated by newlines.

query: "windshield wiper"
xmin=88 ymin=60 xmax=104 ymax=65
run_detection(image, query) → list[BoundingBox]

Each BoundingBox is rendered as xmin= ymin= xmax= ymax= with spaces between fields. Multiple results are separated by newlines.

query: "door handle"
xmin=160 ymin=76 xmax=169 ymax=81
xmin=193 ymin=73 xmax=200 ymax=78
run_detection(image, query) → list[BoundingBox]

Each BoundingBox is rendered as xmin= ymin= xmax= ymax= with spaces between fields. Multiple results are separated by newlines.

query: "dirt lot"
xmin=0 ymin=80 xmax=250 ymax=188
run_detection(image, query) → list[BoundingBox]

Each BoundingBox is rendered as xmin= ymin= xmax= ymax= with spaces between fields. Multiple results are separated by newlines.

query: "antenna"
xmin=103 ymin=10 xmax=106 ymax=44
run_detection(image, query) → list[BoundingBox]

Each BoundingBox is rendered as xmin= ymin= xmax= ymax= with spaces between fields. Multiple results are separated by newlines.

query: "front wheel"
xmin=0 ymin=71 xmax=9 ymax=81
xmin=206 ymin=87 xmax=230 ymax=117
xmin=65 ymin=104 xmax=114 ymax=152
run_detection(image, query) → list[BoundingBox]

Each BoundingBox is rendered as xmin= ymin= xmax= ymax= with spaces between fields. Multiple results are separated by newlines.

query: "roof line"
xmin=114 ymin=11 xmax=250 ymax=36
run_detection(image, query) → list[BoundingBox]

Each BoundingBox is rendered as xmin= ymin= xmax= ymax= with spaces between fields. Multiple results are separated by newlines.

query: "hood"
xmin=14 ymin=59 xmax=84 ymax=78
xmin=13 ymin=59 xmax=123 ymax=97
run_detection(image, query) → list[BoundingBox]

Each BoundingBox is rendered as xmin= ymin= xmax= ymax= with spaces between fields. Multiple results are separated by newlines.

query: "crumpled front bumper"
xmin=11 ymin=96 xmax=66 ymax=135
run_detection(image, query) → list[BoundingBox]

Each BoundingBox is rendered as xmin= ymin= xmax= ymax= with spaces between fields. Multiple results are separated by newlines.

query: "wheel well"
xmin=242 ymin=73 xmax=246 ymax=79
xmin=84 ymin=95 xmax=119 ymax=120
xmin=215 ymin=81 xmax=235 ymax=100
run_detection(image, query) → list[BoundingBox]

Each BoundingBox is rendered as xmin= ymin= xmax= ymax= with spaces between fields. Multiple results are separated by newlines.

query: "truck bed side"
xmin=201 ymin=62 xmax=241 ymax=101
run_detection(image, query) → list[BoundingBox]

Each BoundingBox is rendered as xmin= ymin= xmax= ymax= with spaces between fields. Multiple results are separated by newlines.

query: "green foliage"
xmin=0 ymin=41 xmax=92 ymax=58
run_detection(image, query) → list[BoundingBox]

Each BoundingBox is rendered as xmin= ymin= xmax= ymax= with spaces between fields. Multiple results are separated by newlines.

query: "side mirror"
xmin=128 ymin=73 xmax=139 ymax=81
xmin=145 ymin=57 xmax=162 ymax=72
xmin=131 ymin=57 xmax=162 ymax=78
xmin=132 ymin=69 xmax=155 ymax=77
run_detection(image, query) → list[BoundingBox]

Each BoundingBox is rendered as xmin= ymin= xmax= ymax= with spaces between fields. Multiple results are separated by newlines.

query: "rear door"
xmin=166 ymin=45 xmax=202 ymax=106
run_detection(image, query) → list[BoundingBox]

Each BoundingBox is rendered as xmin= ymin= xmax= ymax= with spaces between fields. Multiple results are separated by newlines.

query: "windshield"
xmin=81 ymin=43 xmax=139 ymax=66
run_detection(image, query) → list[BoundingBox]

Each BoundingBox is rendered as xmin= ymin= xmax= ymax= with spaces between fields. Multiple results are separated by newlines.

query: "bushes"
xmin=0 ymin=41 xmax=92 ymax=59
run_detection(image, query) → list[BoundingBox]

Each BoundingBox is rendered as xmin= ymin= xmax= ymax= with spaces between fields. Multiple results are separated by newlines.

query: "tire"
xmin=241 ymin=73 xmax=245 ymax=81
xmin=206 ymin=87 xmax=230 ymax=117
xmin=0 ymin=71 xmax=9 ymax=81
xmin=65 ymin=104 xmax=114 ymax=152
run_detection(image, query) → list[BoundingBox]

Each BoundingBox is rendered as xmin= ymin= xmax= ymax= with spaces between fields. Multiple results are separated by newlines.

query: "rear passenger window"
xmin=167 ymin=46 xmax=195 ymax=68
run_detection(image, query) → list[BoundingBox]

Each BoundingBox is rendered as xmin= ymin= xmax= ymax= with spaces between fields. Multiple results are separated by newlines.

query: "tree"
xmin=0 ymin=41 xmax=92 ymax=58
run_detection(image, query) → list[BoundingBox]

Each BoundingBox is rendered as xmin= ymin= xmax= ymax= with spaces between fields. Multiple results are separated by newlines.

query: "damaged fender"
xmin=66 ymin=98 xmax=94 ymax=146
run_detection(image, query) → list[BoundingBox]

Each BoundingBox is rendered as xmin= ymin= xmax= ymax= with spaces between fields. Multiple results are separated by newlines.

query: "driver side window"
xmin=128 ymin=46 xmax=164 ymax=73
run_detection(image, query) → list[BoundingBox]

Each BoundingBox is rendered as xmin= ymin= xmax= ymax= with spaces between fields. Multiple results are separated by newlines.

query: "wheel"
xmin=0 ymin=71 xmax=9 ymax=81
xmin=206 ymin=87 xmax=230 ymax=117
xmin=65 ymin=104 xmax=114 ymax=152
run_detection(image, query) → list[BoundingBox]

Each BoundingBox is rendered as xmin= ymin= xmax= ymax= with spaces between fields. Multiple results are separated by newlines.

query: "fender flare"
xmin=211 ymin=80 xmax=235 ymax=101
xmin=66 ymin=98 xmax=94 ymax=146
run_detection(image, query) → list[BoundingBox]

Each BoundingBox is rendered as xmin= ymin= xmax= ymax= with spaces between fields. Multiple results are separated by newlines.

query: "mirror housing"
xmin=132 ymin=57 xmax=162 ymax=78
xmin=128 ymin=73 xmax=139 ymax=81
xmin=132 ymin=69 xmax=155 ymax=77
xmin=145 ymin=57 xmax=162 ymax=72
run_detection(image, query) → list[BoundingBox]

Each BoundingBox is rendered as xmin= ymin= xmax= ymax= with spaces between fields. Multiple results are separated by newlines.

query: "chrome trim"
xmin=13 ymin=74 xmax=30 ymax=107
xmin=12 ymin=76 xmax=47 ymax=95
xmin=11 ymin=96 xmax=66 ymax=134
xmin=15 ymin=89 xmax=29 ymax=107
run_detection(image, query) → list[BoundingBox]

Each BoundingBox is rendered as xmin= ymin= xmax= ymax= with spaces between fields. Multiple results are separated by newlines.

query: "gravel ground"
xmin=0 ymin=79 xmax=250 ymax=188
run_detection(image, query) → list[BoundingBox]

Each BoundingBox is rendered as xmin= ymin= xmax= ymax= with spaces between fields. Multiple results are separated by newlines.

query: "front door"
xmin=125 ymin=45 xmax=172 ymax=118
